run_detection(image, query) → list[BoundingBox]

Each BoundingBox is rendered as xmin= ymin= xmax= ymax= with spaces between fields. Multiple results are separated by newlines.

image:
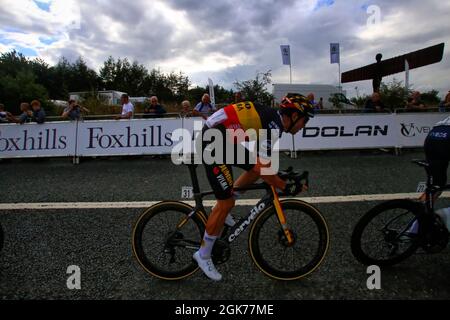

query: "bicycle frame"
xmin=175 ymin=164 xmax=295 ymax=246
xmin=423 ymin=170 xmax=450 ymax=215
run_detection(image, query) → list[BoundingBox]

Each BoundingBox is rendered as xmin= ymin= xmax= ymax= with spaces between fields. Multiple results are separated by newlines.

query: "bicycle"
xmin=132 ymin=164 xmax=330 ymax=281
xmin=351 ymin=159 xmax=450 ymax=266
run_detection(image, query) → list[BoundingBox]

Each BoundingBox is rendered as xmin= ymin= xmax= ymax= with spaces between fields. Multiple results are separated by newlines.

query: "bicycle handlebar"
xmin=278 ymin=166 xmax=310 ymax=191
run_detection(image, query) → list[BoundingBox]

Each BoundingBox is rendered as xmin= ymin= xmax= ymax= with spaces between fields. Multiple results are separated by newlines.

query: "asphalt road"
xmin=1 ymin=150 xmax=449 ymax=299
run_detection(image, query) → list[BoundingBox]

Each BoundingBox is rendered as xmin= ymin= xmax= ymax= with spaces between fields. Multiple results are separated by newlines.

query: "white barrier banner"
xmin=0 ymin=122 xmax=77 ymax=158
xmin=294 ymin=114 xmax=396 ymax=150
xmin=2 ymin=112 xmax=448 ymax=159
xmin=76 ymin=119 xmax=182 ymax=156
xmin=280 ymin=132 xmax=294 ymax=151
xmin=395 ymin=113 xmax=447 ymax=147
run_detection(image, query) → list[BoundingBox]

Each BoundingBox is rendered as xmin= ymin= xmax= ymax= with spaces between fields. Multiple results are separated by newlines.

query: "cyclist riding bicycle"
xmin=408 ymin=115 xmax=450 ymax=234
xmin=193 ymin=93 xmax=314 ymax=281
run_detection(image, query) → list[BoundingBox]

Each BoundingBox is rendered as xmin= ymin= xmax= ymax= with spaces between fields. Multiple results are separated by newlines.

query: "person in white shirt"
xmin=115 ymin=94 xmax=134 ymax=120
xmin=193 ymin=94 xmax=216 ymax=119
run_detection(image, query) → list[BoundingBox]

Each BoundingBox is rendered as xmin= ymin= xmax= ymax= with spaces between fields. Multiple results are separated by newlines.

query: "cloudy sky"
xmin=0 ymin=0 xmax=449 ymax=98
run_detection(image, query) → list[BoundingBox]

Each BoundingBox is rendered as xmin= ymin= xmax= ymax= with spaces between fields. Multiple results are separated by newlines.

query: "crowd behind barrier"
xmin=16 ymin=107 xmax=450 ymax=122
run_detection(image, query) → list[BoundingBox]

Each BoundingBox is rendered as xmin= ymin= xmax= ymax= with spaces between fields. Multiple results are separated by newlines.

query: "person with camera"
xmin=62 ymin=100 xmax=89 ymax=121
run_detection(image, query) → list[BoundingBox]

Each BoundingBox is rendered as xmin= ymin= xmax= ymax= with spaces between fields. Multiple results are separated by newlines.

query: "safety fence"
xmin=0 ymin=112 xmax=448 ymax=160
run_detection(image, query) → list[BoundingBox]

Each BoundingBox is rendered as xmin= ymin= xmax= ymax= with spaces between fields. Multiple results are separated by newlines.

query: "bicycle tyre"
xmin=132 ymin=201 xmax=207 ymax=280
xmin=351 ymin=199 xmax=422 ymax=266
xmin=249 ymin=200 xmax=329 ymax=280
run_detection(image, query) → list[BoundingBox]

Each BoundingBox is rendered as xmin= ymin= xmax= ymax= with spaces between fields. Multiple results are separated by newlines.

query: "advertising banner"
xmin=394 ymin=113 xmax=446 ymax=147
xmin=76 ymin=118 xmax=182 ymax=156
xmin=0 ymin=121 xmax=77 ymax=158
xmin=294 ymin=114 xmax=396 ymax=150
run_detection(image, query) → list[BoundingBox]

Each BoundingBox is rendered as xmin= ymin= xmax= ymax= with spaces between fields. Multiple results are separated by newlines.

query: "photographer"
xmin=62 ymin=100 xmax=89 ymax=121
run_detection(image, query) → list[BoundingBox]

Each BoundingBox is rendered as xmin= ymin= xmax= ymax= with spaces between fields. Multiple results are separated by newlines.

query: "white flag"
xmin=208 ymin=78 xmax=215 ymax=107
xmin=330 ymin=43 xmax=340 ymax=64
xmin=280 ymin=45 xmax=291 ymax=65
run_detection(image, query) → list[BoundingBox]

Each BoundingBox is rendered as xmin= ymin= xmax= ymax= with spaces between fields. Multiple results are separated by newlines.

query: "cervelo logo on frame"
xmin=170 ymin=120 xmax=280 ymax=175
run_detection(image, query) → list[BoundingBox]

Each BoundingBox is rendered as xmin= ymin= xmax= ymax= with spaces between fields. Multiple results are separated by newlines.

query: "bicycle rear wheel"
xmin=249 ymin=200 xmax=329 ymax=280
xmin=132 ymin=201 xmax=206 ymax=280
xmin=351 ymin=199 xmax=422 ymax=266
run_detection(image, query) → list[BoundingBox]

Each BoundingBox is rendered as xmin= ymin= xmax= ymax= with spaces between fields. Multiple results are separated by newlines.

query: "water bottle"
xmin=435 ymin=207 xmax=450 ymax=231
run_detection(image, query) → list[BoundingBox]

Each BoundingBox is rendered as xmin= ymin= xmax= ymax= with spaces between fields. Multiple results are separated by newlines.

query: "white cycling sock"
xmin=199 ymin=232 xmax=217 ymax=259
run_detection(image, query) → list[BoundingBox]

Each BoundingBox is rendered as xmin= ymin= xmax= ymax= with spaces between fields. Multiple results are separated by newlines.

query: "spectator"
xmin=364 ymin=92 xmax=386 ymax=112
xmin=406 ymin=91 xmax=426 ymax=110
xmin=438 ymin=91 xmax=450 ymax=112
xmin=307 ymin=93 xmax=319 ymax=110
xmin=30 ymin=100 xmax=46 ymax=124
xmin=180 ymin=100 xmax=192 ymax=117
xmin=62 ymin=100 xmax=89 ymax=121
xmin=115 ymin=94 xmax=134 ymax=120
xmin=144 ymin=96 xmax=167 ymax=118
xmin=318 ymin=97 xmax=324 ymax=110
xmin=234 ymin=91 xmax=245 ymax=103
xmin=7 ymin=103 xmax=32 ymax=124
xmin=0 ymin=104 xmax=9 ymax=123
xmin=193 ymin=94 xmax=216 ymax=119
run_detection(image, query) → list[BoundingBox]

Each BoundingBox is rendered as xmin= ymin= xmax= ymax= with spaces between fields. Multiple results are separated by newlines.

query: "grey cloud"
xmin=1 ymin=0 xmax=449 ymax=97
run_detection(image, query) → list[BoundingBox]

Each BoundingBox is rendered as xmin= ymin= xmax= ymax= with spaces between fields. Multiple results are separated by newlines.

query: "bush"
xmin=351 ymin=95 xmax=370 ymax=108
xmin=379 ymin=79 xmax=411 ymax=110
xmin=421 ymin=90 xmax=440 ymax=107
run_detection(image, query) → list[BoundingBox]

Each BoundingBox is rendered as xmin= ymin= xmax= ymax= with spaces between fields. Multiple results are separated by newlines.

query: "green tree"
xmin=234 ymin=70 xmax=274 ymax=106
xmin=0 ymin=70 xmax=48 ymax=114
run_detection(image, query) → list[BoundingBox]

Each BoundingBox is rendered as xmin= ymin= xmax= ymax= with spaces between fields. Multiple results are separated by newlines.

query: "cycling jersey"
xmin=206 ymin=102 xmax=283 ymax=136
xmin=201 ymin=102 xmax=283 ymax=200
xmin=425 ymin=116 xmax=450 ymax=187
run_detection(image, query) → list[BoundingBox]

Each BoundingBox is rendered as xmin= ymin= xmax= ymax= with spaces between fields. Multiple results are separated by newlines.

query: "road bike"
xmin=132 ymin=164 xmax=329 ymax=281
xmin=351 ymin=160 xmax=450 ymax=266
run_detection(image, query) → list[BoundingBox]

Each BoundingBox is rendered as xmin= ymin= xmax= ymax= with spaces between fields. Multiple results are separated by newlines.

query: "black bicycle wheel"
xmin=351 ymin=199 xmax=422 ymax=266
xmin=132 ymin=201 xmax=206 ymax=280
xmin=249 ymin=200 xmax=329 ymax=280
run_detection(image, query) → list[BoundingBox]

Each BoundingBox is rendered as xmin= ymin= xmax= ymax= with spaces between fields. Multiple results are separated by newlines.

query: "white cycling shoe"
xmin=193 ymin=251 xmax=222 ymax=281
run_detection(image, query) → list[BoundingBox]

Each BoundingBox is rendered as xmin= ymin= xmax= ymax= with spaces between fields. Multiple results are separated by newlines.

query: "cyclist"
xmin=408 ymin=115 xmax=450 ymax=235
xmin=422 ymin=116 xmax=450 ymax=199
xmin=193 ymin=93 xmax=314 ymax=281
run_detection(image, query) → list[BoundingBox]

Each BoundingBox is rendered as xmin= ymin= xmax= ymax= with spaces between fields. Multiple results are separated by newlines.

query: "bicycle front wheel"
xmin=132 ymin=201 xmax=206 ymax=280
xmin=249 ymin=200 xmax=329 ymax=281
xmin=351 ymin=199 xmax=422 ymax=266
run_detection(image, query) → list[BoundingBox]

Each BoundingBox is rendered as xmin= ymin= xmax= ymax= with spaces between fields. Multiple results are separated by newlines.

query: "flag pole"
xmin=338 ymin=61 xmax=341 ymax=93
xmin=289 ymin=64 xmax=292 ymax=84
xmin=404 ymin=59 xmax=409 ymax=92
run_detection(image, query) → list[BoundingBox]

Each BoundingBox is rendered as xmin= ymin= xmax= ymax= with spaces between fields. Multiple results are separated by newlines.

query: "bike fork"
xmin=271 ymin=186 xmax=294 ymax=245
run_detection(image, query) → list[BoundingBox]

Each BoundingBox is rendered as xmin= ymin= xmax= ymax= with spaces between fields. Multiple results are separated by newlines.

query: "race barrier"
xmin=0 ymin=112 xmax=448 ymax=159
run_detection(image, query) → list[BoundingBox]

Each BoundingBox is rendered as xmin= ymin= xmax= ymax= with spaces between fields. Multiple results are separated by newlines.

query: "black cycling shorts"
xmin=198 ymin=125 xmax=256 ymax=200
xmin=424 ymin=125 xmax=450 ymax=187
